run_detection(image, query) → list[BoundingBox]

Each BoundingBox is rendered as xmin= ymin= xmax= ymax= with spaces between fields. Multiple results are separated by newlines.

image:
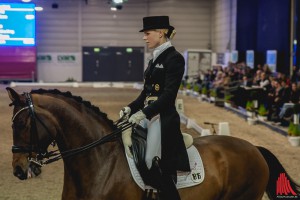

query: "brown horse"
xmin=6 ymin=87 xmax=300 ymax=200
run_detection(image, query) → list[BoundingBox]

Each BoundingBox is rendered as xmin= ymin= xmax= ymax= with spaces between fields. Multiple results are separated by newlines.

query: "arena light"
xmin=113 ymin=0 xmax=123 ymax=3
xmin=22 ymin=0 xmax=32 ymax=2
xmin=109 ymin=0 xmax=126 ymax=10
xmin=35 ymin=6 xmax=43 ymax=11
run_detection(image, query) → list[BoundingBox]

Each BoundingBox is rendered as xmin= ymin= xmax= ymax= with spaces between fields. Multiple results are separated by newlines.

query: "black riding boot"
xmin=152 ymin=157 xmax=181 ymax=200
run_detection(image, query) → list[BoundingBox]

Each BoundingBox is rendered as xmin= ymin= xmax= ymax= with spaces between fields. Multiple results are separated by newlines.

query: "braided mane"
xmin=30 ymin=88 xmax=116 ymax=129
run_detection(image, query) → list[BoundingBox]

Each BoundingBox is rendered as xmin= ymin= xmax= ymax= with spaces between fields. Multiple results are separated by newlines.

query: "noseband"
xmin=11 ymin=92 xmax=133 ymax=167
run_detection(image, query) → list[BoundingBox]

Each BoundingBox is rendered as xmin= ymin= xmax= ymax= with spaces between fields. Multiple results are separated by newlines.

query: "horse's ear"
xmin=6 ymin=87 xmax=21 ymax=106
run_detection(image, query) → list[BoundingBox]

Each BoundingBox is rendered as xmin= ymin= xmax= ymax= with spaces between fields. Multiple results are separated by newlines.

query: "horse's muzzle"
xmin=14 ymin=165 xmax=27 ymax=180
xmin=13 ymin=162 xmax=42 ymax=180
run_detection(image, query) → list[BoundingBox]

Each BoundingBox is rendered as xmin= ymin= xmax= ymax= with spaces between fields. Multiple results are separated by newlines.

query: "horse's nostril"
xmin=14 ymin=165 xmax=27 ymax=180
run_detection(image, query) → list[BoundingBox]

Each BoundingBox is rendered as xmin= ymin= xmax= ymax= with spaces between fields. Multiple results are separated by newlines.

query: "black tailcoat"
xmin=128 ymin=46 xmax=190 ymax=173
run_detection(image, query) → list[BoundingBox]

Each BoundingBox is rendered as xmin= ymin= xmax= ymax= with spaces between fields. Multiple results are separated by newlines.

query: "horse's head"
xmin=6 ymin=87 xmax=56 ymax=180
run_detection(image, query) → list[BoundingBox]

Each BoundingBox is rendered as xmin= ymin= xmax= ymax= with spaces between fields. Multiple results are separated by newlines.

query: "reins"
xmin=12 ymin=92 xmax=134 ymax=167
xmin=43 ymin=120 xmax=132 ymax=165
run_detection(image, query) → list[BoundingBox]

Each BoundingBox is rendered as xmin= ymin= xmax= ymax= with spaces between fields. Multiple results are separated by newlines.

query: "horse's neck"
xmin=37 ymin=96 xmax=129 ymax=198
xmin=58 ymin=125 xmax=129 ymax=199
xmin=39 ymin=96 xmax=111 ymax=150
xmin=45 ymin=99 xmax=114 ymax=156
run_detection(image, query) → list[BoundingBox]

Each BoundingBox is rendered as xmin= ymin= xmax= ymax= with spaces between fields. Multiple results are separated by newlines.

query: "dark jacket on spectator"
xmin=290 ymin=89 xmax=300 ymax=104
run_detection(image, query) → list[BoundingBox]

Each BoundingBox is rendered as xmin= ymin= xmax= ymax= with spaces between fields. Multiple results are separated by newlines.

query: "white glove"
xmin=128 ymin=110 xmax=146 ymax=125
xmin=122 ymin=127 xmax=133 ymax=158
xmin=119 ymin=106 xmax=131 ymax=120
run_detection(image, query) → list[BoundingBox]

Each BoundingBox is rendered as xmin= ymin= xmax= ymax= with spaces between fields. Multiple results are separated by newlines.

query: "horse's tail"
xmin=257 ymin=146 xmax=300 ymax=200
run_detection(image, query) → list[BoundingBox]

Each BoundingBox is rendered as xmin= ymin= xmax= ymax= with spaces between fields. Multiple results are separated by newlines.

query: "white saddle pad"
xmin=125 ymin=145 xmax=205 ymax=190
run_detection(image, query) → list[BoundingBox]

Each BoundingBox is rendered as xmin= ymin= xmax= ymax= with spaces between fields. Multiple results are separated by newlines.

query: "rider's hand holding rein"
xmin=128 ymin=110 xmax=146 ymax=125
xmin=119 ymin=106 xmax=131 ymax=121
xmin=120 ymin=106 xmax=133 ymax=158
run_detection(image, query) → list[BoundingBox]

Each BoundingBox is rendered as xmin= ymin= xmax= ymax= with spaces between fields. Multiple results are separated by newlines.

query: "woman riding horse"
xmin=6 ymin=87 xmax=300 ymax=200
xmin=120 ymin=16 xmax=190 ymax=200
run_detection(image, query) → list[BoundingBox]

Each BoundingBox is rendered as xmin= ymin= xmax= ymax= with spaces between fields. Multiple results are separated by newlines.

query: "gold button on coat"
xmin=155 ymin=84 xmax=160 ymax=91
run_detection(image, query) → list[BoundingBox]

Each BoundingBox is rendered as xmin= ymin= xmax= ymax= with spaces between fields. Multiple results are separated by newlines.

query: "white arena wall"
xmin=31 ymin=0 xmax=236 ymax=82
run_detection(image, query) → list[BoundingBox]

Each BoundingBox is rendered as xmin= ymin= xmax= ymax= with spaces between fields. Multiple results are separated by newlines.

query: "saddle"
xmin=125 ymin=126 xmax=205 ymax=200
xmin=130 ymin=125 xmax=194 ymax=189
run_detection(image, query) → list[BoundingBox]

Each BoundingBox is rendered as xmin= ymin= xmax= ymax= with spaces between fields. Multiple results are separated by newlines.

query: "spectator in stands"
xmin=203 ymin=69 xmax=215 ymax=91
xmin=253 ymin=70 xmax=262 ymax=86
xmin=232 ymin=65 xmax=243 ymax=81
xmin=228 ymin=73 xmax=252 ymax=108
xmin=216 ymin=65 xmax=224 ymax=73
xmin=195 ymin=71 xmax=204 ymax=86
xmin=276 ymin=72 xmax=289 ymax=84
xmin=256 ymin=64 xmax=262 ymax=71
xmin=266 ymin=77 xmax=276 ymax=106
xmin=224 ymin=72 xmax=231 ymax=86
xmin=241 ymin=75 xmax=252 ymax=87
xmin=289 ymin=82 xmax=300 ymax=104
xmin=253 ymin=72 xmax=271 ymax=106
xmin=267 ymin=78 xmax=284 ymax=122
xmin=281 ymin=78 xmax=291 ymax=103
xmin=212 ymin=71 xmax=224 ymax=88
xmin=262 ymin=64 xmax=272 ymax=75
xmin=259 ymin=72 xmax=271 ymax=91
xmin=291 ymin=66 xmax=299 ymax=83
xmin=228 ymin=67 xmax=238 ymax=82
xmin=279 ymin=82 xmax=300 ymax=124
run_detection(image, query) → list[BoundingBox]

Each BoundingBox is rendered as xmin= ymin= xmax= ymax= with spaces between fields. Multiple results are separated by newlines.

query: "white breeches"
xmin=140 ymin=115 xmax=161 ymax=169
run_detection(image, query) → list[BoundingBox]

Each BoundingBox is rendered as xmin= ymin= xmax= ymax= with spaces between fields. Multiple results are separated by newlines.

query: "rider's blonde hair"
xmin=160 ymin=28 xmax=176 ymax=40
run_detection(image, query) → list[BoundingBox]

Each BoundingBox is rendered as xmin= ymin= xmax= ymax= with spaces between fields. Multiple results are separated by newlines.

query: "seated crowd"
xmin=182 ymin=62 xmax=300 ymax=127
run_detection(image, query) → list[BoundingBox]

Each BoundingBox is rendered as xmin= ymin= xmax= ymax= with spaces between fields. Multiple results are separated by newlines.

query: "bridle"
xmin=11 ymin=93 xmax=54 ymax=164
xmin=11 ymin=92 xmax=132 ymax=167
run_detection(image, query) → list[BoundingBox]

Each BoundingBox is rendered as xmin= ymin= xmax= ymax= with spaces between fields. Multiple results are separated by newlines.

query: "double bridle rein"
xmin=11 ymin=92 xmax=132 ymax=167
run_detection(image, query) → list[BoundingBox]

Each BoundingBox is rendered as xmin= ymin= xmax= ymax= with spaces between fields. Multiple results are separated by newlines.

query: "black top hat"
xmin=139 ymin=16 xmax=174 ymax=32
